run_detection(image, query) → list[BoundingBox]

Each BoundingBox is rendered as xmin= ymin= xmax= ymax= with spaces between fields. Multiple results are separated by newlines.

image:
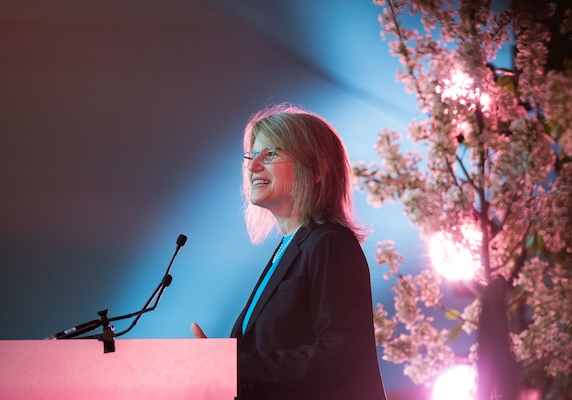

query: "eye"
xmin=264 ymin=149 xmax=276 ymax=159
xmin=260 ymin=147 xmax=275 ymax=160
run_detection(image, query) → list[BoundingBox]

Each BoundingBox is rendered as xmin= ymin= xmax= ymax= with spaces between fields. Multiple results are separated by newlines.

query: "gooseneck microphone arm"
xmin=111 ymin=234 xmax=187 ymax=338
xmin=45 ymin=234 xmax=187 ymax=343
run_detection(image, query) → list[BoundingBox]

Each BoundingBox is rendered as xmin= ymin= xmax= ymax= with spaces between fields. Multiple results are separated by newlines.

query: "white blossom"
xmin=355 ymin=0 xmax=572 ymax=395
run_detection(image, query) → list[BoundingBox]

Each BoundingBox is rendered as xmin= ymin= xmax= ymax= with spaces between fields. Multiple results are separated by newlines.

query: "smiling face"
xmin=246 ymin=137 xmax=296 ymax=219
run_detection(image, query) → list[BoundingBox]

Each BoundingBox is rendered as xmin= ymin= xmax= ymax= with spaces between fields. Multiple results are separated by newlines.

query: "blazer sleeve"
xmin=237 ymin=226 xmax=382 ymax=394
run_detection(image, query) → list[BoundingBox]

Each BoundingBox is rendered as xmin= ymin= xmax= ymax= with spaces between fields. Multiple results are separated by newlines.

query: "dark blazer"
xmin=231 ymin=222 xmax=387 ymax=400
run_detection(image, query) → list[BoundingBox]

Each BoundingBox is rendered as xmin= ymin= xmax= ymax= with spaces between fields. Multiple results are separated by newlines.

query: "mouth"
xmin=252 ymin=179 xmax=270 ymax=187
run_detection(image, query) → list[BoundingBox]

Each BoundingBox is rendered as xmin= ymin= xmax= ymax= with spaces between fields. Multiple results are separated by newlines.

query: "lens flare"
xmin=428 ymin=225 xmax=481 ymax=281
xmin=432 ymin=365 xmax=476 ymax=400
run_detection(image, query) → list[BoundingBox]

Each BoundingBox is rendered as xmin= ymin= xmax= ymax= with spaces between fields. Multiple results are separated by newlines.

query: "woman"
xmin=193 ymin=104 xmax=386 ymax=400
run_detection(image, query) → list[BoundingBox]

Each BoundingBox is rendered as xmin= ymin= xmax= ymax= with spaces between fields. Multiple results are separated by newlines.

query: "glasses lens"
xmin=260 ymin=147 xmax=275 ymax=164
xmin=243 ymin=151 xmax=253 ymax=167
xmin=243 ymin=147 xmax=276 ymax=167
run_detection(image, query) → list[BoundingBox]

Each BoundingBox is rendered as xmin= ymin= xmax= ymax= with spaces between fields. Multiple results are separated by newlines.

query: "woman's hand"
xmin=190 ymin=322 xmax=208 ymax=338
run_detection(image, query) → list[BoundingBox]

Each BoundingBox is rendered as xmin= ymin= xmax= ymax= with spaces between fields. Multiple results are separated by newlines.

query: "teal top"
xmin=241 ymin=232 xmax=296 ymax=334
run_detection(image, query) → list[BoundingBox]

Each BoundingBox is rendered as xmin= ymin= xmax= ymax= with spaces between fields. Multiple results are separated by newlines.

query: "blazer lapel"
xmin=242 ymin=226 xmax=312 ymax=335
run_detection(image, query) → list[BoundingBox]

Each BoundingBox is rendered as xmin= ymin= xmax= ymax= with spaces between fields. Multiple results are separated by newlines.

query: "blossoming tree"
xmin=354 ymin=0 xmax=572 ymax=398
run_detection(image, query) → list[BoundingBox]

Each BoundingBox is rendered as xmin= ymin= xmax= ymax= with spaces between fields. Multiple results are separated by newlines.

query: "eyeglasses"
xmin=243 ymin=146 xmax=279 ymax=167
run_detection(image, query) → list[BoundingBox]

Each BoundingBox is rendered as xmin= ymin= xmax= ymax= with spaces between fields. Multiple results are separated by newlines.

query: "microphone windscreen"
xmin=162 ymin=274 xmax=173 ymax=287
xmin=177 ymin=234 xmax=187 ymax=247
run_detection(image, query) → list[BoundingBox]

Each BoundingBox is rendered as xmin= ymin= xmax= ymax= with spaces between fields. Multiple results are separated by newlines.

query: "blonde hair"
xmin=242 ymin=104 xmax=366 ymax=244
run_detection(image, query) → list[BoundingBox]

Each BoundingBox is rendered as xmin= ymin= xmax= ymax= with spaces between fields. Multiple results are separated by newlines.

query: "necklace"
xmin=272 ymin=225 xmax=301 ymax=263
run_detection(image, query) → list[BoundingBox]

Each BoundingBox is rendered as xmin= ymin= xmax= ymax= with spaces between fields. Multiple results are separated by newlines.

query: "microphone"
xmin=109 ymin=233 xmax=187 ymax=338
xmin=177 ymin=234 xmax=187 ymax=248
xmin=44 ymin=234 xmax=187 ymax=341
xmin=43 ymin=319 xmax=102 ymax=340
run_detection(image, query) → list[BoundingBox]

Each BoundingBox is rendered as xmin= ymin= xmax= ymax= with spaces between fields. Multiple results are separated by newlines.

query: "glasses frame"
xmin=243 ymin=146 xmax=280 ymax=167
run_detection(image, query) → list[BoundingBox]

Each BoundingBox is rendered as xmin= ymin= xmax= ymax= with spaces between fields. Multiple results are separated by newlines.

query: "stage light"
xmin=428 ymin=225 xmax=481 ymax=281
xmin=432 ymin=364 xmax=476 ymax=400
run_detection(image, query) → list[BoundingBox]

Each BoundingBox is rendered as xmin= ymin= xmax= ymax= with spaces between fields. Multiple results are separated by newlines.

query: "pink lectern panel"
xmin=0 ymin=338 xmax=236 ymax=400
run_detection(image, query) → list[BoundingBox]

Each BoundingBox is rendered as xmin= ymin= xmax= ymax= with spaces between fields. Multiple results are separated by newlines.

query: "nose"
xmin=246 ymin=153 xmax=264 ymax=171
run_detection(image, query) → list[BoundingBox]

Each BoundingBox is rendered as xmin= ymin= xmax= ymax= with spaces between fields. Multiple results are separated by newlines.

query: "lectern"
xmin=0 ymin=338 xmax=236 ymax=400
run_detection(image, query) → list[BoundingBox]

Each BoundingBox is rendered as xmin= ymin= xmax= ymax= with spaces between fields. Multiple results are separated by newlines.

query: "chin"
xmin=249 ymin=196 xmax=264 ymax=208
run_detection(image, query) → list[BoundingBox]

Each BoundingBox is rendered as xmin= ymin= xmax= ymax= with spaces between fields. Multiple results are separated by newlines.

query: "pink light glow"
xmin=519 ymin=388 xmax=542 ymax=400
xmin=428 ymin=225 xmax=481 ymax=281
xmin=438 ymin=70 xmax=490 ymax=112
xmin=432 ymin=365 xmax=476 ymax=400
xmin=439 ymin=71 xmax=474 ymax=101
